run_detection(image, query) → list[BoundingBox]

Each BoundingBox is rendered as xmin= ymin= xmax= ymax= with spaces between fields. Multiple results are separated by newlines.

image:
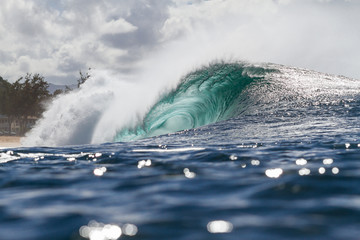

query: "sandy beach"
xmin=0 ymin=136 xmax=22 ymax=148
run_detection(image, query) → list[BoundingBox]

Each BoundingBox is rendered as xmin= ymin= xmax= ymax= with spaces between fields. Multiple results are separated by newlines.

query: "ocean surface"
xmin=1 ymin=62 xmax=360 ymax=240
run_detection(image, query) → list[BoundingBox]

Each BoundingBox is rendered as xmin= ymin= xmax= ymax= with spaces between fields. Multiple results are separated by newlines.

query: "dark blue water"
xmin=1 ymin=63 xmax=360 ymax=240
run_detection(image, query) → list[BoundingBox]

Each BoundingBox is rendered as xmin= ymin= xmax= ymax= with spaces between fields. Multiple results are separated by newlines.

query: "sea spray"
xmin=22 ymin=34 xmax=243 ymax=146
xmin=22 ymin=71 xmax=115 ymax=146
xmin=22 ymin=55 xmax=209 ymax=146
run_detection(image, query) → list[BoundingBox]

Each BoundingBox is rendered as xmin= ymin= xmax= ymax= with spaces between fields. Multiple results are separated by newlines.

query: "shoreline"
xmin=0 ymin=136 xmax=22 ymax=148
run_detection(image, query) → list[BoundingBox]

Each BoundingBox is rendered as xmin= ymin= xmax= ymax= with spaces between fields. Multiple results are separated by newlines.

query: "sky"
xmin=0 ymin=0 xmax=359 ymax=84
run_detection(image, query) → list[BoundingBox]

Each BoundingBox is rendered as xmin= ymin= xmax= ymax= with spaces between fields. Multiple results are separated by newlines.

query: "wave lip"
xmin=115 ymin=62 xmax=275 ymax=141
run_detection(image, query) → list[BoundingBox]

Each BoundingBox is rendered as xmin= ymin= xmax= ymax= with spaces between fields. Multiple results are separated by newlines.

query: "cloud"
xmin=0 ymin=0 xmax=172 ymax=84
xmin=100 ymin=18 xmax=137 ymax=35
xmin=0 ymin=0 xmax=359 ymax=84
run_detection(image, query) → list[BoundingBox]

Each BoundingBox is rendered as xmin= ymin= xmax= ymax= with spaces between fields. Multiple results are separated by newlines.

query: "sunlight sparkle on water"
xmin=137 ymin=159 xmax=152 ymax=169
xmin=332 ymin=167 xmax=339 ymax=174
xmin=319 ymin=167 xmax=326 ymax=174
xmin=299 ymin=168 xmax=311 ymax=176
xmin=296 ymin=158 xmax=307 ymax=166
xmin=133 ymin=147 xmax=205 ymax=152
xmin=323 ymin=158 xmax=333 ymax=165
xmin=251 ymin=160 xmax=260 ymax=166
xmin=93 ymin=167 xmax=107 ymax=176
xmin=207 ymin=220 xmax=233 ymax=233
xmin=183 ymin=168 xmax=196 ymax=178
xmin=122 ymin=224 xmax=138 ymax=236
xmin=265 ymin=168 xmax=283 ymax=178
xmin=88 ymin=153 xmax=103 ymax=162
xmin=237 ymin=143 xmax=259 ymax=148
xmin=229 ymin=154 xmax=238 ymax=161
xmin=79 ymin=221 xmax=122 ymax=240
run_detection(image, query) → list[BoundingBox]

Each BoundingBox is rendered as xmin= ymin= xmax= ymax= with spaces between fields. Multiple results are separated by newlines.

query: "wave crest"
xmin=115 ymin=62 xmax=276 ymax=141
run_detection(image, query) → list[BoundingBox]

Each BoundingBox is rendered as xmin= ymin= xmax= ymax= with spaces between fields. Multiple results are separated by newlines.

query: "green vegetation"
xmin=0 ymin=70 xmax=91 ymax=136
xmin=0 ymin=74 xmax=50 ymax=135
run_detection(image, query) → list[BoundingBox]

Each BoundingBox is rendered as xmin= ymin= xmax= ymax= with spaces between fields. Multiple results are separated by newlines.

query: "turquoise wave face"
xmin=114 ymin=62 xmax=276 ymax=141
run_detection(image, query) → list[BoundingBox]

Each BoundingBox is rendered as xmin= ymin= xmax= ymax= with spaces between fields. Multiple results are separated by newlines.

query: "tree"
xmin=0 ymin=77 xmax=11 ymax=115
xmin=4 ymin=73 xmax=50 ymax=135
xmin=51 ymin=84 xmax=73 ymax=97
xmin=1 ymin=70 xmax=95 ymax=135
xmin=15 ymin=73 xmax=50 ymax=117
xmin=77 ymin=68 xmax=91 ymax=88
xmin=53 ymin=89 xmax=64 ymax=96
xmin=0 ymin=77 xmax=12 ymax=133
